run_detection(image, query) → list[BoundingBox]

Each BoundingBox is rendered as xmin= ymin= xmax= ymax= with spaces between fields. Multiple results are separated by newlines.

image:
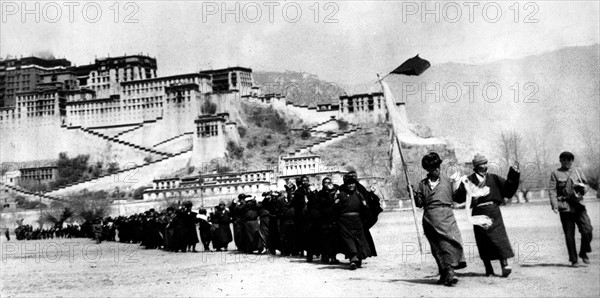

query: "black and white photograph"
xmin=0 ymin=1 xmax=598 ymax=296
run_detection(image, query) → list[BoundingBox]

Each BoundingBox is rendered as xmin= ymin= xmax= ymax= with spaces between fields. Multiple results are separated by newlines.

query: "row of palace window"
xmin=25 ymin=111 xmax=55 ymax=117
xmin=197 ymin=123 xmax=221 ymax=137
xmin=154 ymin=173 xmax=270 ymax=190
xmin=154 ymin=182 xmax=266 ymax=193
xmin=122 ymin=78 xmax=199 ymax=94
xmin=17 ymin=95 xmax=56 ymax=102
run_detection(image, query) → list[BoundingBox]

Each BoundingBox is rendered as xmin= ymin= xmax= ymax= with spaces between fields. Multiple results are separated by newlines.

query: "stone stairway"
xmin=78 ymin=127 xmax=172 ymax=157
xmin=43 ymin=148 xmax=192 ymax=195
xmin=0 ymin=182 xmax=64 ymax=202
xmin=113 ymin=123 xmax=144 ymax=138
xmin=289 ymin=126 xmax=361 ymax=156
xmin=152 ymin=132 xmax=193 ymax=148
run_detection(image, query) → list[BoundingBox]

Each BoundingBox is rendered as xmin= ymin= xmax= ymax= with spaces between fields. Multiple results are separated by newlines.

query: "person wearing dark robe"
xmin=413 ymin=152 xmax=467 ymax=286
xmin=456 ymin=154 xmax=520 ymax=277
xmin=264 ymin=191 xmax=283 ymax=255
xmin=230 ymin=194 xmax=250 ymax=251
xmin=164 ymin=207 xmax=176 ymax=251
xmin=92 ymin=218 xmax=103 ymax=244
xmin=344 ymin=171 xmax=381 ymax=257
xmin=133 ymin=215 xmax=143 ymax=244
xmin=257 ymin=193 xmax=274 ymax=254
xmin=240 ymin=195 xmax=262 ymax=253
xmin=313 ymin=177 xmax=341 ymax=264
xmin=549 ymin=151 xmax=593 ymax=266
xmin=334 ymin=177 xmax=373 ymax=270
xmin=277 ymin=191 xmax=296 ymax=256
xmin=211 ymin=201 xmax=233 ymax=251
xmin=172 ymin=208 xmax=188 ymax=252
xmin=182 ymin=201 xmax=199 ymax=252
xmin=143 ymin=210 xmax=163 ymax=249
xmin=198 ymin=208 xmax=212 ymax=251
xmin=292 ymin=175 xmax=315 ymax=258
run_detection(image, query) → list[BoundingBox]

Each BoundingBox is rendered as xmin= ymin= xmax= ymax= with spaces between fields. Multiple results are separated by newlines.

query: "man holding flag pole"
xmin=375 ymin=54 xmax=438 ymax=258
xmin=377 ymin=55 xmax=467 ymax=285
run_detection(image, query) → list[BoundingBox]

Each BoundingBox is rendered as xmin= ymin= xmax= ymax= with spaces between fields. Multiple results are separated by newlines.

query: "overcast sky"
xmin=2 ymin=1 xmax=598 ymax=84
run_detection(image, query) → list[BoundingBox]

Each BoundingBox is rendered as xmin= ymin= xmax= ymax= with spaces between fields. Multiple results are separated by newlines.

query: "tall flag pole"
xmin=377 ymin=54 xmax=431 ymax=255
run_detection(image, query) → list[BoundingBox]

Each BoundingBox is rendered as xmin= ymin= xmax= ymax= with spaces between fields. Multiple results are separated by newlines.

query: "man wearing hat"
xmin=240 ymin=194 xmax=263 ymax=253
xmin=457 ymin=153 xmax=520 ymax=277
xmin=412 ymin=152 xmax=466 ymax=286
xmin=197 ymin=207 xmax=213 ymax=251
xmin=292 ymin=175 xmax=315 ymax=258
xmin=211 ymin=200 xmax=233 ymax=251
xmin=182 ymin=201 xmax=199 ymax=252
xmin=230 ymin=194 xmax=251 ymax=251
xmin=334 ymin=176 xmax=373 ymax=270
xmin=344 ymin=171 xmax=381 ymax=257
xmin=549 ymin=151 xmax=593 ymax=266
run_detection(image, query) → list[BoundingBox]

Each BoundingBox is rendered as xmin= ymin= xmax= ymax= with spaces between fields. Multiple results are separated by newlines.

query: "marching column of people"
xmin=6 ymin=151 xmax=593 ymax=280
xmin=225 ymin=173 xmax=382 ymax=270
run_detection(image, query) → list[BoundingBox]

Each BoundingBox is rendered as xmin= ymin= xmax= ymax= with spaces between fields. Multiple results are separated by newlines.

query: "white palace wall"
xmin=45 ymin=150 xmax=192 ymax=197
xmin=0 ymin=118 xmax=156 ymax=166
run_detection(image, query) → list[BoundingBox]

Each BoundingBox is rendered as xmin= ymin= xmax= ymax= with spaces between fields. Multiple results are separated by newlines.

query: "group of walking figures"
xmin=198 ymin=171 xmax=384 ymax=270
xmin=85 ymin=171 xmax=384 ymax=271
xmin=412 ymin=151 xmax=593 ymax=286
xmin=18 ymin=150 xmax=589 ymax=287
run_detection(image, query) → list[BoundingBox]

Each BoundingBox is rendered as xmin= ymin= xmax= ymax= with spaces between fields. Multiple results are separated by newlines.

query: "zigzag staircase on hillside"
xmin=76 ymin=127 xmax=173 ymax=157
xmin=113 ymin=123 xmax=143 ymax=138
xmin=111 ymin=116 xmax=164 ymax=138
xmin=152 ymin=132 xmax=193 ymax=148
xmin=290 ymin=118 xmax=337 ymax=133
xmin=289 ymin=125 xmax=361 ymax=156
xmin=307 ymin=118 xmax=337 ymax=133
xmin=0 ymin=182 xmax=64 ymax=202
xmin=43 ymin=147 xmax=193 ymax=194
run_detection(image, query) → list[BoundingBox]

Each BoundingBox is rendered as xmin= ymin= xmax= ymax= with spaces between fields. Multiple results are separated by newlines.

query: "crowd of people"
xmin=4 ymin=151 xmax=593 ymax=285
xmin=97 ymin=171 xmax=384 ymax=270
xmin=7 ymin=171 xmax=384 ymax=271
xmin=12 ymin=223 xmax=87 ymax=240
xmin=222 ymin=171 xmax=383 ymax=269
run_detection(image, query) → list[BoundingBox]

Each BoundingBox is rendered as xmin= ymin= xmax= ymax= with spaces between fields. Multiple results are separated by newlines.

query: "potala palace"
xmin=0 ymin=54 xmax=448 ymax=214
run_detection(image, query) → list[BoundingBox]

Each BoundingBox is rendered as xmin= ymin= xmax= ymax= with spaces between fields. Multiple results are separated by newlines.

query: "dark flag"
xmin=378 ymin=54 xmax=433 ymax=255
xmin=390 ymin=54 xmax=430 ymax=76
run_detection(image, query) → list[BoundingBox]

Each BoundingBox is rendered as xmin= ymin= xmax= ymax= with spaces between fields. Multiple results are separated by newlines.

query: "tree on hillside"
xmin=226 ymin=141 xmax=244 ymax=160
xmin=14 ymin=195 xmax=47 ymax=210
xmin=68 ymin=189 xmax=113 ymax=223
xmin=44 ymin=207 xmax=74 ymax=228
xmin=300 ymin=130 xmax=311 ymax=140
xmin=338 ymin=119 xmax=349 ymax=131
xmin=52 ymin=152 xmax=91 ymax=188
xmin=107 ymin=162 xmax=120 ymax=174
xmin=132 ymin=186 xmax=148 ymax=200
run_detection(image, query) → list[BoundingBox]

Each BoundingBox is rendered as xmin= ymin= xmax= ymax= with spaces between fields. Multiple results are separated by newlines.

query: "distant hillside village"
xmin=1 ymin=54 xmax=420 ymax=216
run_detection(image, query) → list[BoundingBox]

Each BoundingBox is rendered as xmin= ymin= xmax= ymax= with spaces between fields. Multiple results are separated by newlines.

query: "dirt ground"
xmin=1 ymin=201 xmax=599 ymax=297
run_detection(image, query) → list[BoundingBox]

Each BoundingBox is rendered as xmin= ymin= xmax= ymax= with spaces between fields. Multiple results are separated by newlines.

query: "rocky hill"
xmin=253 ymin=70 xmax=344 ymax=106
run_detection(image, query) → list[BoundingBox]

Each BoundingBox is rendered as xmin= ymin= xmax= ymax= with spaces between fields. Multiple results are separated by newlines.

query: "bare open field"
xmin=1 ymin=200 xmax=599 ymax=297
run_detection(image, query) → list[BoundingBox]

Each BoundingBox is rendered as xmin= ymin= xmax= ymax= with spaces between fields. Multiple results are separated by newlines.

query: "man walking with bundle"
xmin=549 ymin=151 xmax=593 ymax=266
